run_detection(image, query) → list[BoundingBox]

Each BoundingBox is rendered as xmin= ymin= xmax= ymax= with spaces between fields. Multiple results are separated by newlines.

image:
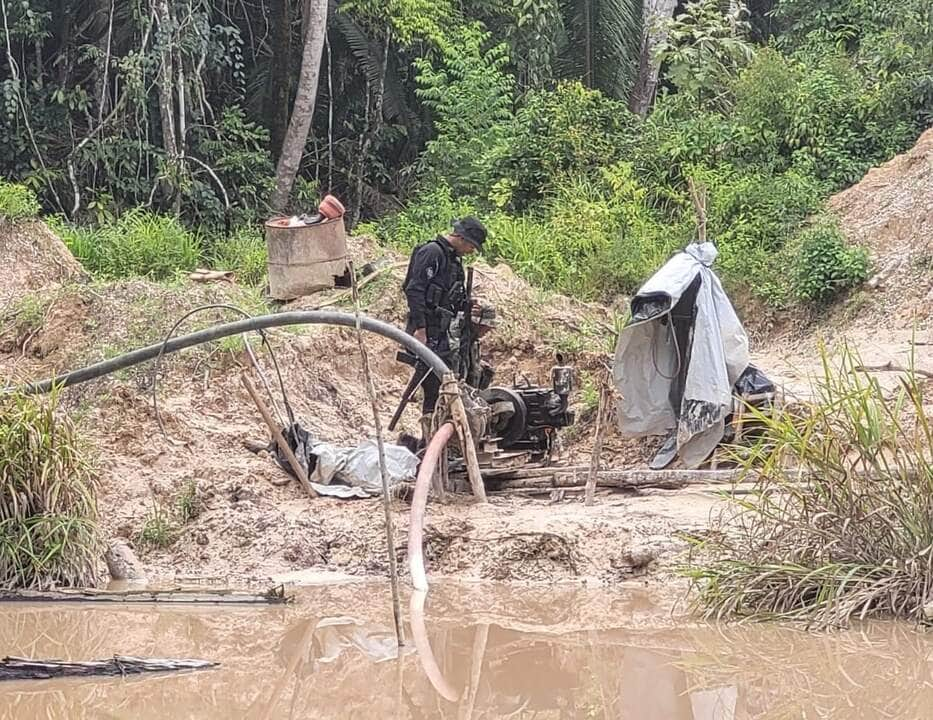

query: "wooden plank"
xmin=0 ymin=655 xmax=218 ymax=681
xmin=444 ymin=374 xmax=487 ymax=503
xmin=484 ymin=464 xmax=591 ymax=480
xmin=0 ymin=586 xmax=293 ymax=605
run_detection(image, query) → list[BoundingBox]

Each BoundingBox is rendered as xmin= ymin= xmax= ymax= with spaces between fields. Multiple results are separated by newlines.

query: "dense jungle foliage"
xmin=1 ymin=0 xmax=931 ymax=305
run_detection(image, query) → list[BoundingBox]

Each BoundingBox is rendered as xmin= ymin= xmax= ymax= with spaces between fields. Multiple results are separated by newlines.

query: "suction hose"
xmin=5 ymin=311 xmax=450 ymax=395
xmin=409 ymin=422 xmax=455 ymax=592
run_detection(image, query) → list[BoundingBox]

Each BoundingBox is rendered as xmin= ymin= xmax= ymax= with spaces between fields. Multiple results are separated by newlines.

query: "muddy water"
xmin=1 ymin=583 xmax=931 ymax=719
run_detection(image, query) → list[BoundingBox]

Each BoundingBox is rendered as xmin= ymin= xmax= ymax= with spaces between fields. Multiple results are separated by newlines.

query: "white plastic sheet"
xmin=612 ymin=243 xmax=749 ymax=468
xmin=309 ymin=439 xmax=419 ymax=498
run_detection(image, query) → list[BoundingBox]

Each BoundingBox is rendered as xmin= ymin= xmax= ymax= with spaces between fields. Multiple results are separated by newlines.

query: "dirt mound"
xmin=0 ymin=220 xmax=86 ymax=313
xmin=829 ymin=126 xmax=933 ymax=323
xmin=752 ymin=130 xmax=933 ymax=400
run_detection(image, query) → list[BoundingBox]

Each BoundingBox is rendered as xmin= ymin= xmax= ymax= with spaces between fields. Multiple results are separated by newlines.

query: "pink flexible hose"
xmin=408 ymin=422 xmax=455 ymax=592
xmin=410 ymin=590 xmax=460 ymax=702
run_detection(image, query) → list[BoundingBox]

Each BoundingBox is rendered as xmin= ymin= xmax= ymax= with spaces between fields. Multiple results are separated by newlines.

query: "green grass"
xmin=137 ymin=479 xmax=202 ymax=551
xmin=207 ymin=228 xmax=267 ymax=287
xmin=136 ymin=502 xmax=177 ymax=550
xmin=50 ymin=211 xmax=270 ymax=288
xmin=174 ymin=479 xmax=201 ymax=525
xmin=0 ymin=181 xmax=40 ymax=222
xmin=54 ymin=210 xmax=202 ymax=280
xmin=0 ymin=389 xmax=100 ymax=589
xmin=685 ymin=344 xmax=933 ymax=627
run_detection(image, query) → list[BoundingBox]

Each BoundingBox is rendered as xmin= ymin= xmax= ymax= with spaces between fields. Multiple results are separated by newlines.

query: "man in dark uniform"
xmin=403 ymin=217 xmax=487 ymax=441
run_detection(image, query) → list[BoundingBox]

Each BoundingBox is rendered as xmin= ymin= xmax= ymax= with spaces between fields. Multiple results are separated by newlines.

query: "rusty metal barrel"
xmin=264 ymin=217 xmax=349 ymax=300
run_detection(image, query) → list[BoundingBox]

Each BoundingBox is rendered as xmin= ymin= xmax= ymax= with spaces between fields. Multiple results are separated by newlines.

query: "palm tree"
xmin=556 ymin=0 xmax=645 ymax=100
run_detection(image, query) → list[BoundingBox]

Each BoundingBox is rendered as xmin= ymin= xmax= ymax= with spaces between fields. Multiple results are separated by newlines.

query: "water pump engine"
xmin=479 ymin=366 xmax=575 ymax=462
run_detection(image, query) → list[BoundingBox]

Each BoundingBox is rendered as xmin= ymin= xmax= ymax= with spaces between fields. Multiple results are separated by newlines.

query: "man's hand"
xmin=413 ymin=327 xmax=427 ymax=344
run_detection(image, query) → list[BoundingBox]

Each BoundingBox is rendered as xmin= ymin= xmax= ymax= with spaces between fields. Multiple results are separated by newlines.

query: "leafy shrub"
xmin=687 ymin=347 xmax=933 ymax=626
xmin=57 ymin=210 xmax=202 ymax=280
xmin=682 ymin=164 xmax=822 ymax=304
xmin=208 ymin=228 xmax=267 ymax=286
xmin=656 ymin=0 xmax=755 ymax=106
xmin=193 ymin=106 xmax=276 ymax=226
xmin=415 ymin=24 xmax=514 ymax=197
xmin=370 ymin=182 xmax=478 ymax=251
xmin=552 ymin=163 xmax=679 ymax=297
xmin=494 ymin=81 xmax=639 ymax=211
xmin=0 ymin=181 xmax=40 ymax=221
xmin=0 ymin=390 xmax=100 ymax=589
xmin=732 ymin=44 xmax=919 ymax=190
xmin=793 ymin=222 xmax=869 ymax=302
xmin=732 ymin=48 xmax=804 ymax=171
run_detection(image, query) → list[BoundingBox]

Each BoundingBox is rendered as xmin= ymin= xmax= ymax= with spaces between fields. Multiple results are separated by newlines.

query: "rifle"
xmin=458 ymin=266 xmax=474 ymax=381
xmin=388 ymin=351 xmax=431 ymax=432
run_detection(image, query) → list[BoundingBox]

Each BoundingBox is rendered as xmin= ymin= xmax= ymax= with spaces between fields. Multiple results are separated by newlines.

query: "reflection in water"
xmin=0 ymin=584 xmax=932 ymax=719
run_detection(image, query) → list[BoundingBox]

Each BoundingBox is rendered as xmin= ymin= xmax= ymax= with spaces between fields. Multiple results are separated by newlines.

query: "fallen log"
xmin=0 ymin=585 xmax=292 ymax=604
xmin=489 ymin=468 xmax=750 ymax=491
xmin=0 ymin=655 xmax=217 ymax=681
xmin=487 ymin=466 xmax=915 ymax=492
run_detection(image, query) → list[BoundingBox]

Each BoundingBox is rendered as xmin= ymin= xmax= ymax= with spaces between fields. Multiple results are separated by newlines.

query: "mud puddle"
xmin=1 ymin=582 xmax=931 ymax=719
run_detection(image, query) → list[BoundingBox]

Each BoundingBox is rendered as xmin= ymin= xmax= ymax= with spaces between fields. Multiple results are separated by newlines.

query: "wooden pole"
xmin=350 ymin=261 xmax=405 ymax=647
xmin=442 ymin=374 xmax=487 ymax=503
xmin=241 ymin=374 xmax=318 ymax=498
xmin=854 ymin=362 xmax=933 ymax=379
xmin=585 ymin=385 xmax=610 ymax=507
xmin=687 ymin=176 xmax=707 ymax=244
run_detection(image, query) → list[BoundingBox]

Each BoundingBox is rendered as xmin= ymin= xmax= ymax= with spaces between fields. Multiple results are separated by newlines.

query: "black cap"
xmin=452 ymin=216 xmax=487 ymax=251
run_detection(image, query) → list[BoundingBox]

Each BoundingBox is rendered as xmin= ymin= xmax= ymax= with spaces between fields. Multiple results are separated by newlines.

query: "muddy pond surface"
xmin=1 ymin=581 xmax=931 ymax=719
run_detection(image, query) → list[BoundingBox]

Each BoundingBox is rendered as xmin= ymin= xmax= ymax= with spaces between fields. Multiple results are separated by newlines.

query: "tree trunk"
xmin=271 ymin=0 xmax=328 ymax=212
xmin=54 ymin=1 xmax=75 ymax=87
xmin=583 ymin=0 xmax=592 ymax=87
xmin=347 ymin=26 xmax=389 ymax=229
xmin=267 ymin=0 xmax=292 ymax=157
xmin=628 ymin=0 xmax=678 ymax=116
xmin=154 ymin=0 xmax=178 ymax=159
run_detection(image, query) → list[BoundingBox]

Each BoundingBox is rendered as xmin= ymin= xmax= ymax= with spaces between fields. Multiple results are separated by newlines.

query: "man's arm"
xmin=404 ymin=243 xmax=443 ymax=342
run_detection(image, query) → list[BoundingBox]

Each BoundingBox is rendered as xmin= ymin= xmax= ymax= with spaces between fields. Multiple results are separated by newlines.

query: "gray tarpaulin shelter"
xmin=612 ymin=242 xmax=751 ymax=468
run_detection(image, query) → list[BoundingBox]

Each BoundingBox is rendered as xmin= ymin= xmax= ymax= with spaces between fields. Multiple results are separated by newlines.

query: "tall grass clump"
xmin=55 ymin=210 xmax=201 ymax=280
xmin=207 ymin=228 xmax=267 ymax=287
xmin=687 ymin=346 xmax=933 ymax=627
xmin=0 ymin=389 xmax=100 ymax=589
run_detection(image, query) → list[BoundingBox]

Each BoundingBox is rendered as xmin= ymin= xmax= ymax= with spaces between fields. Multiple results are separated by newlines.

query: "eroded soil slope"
xmin=2 ymin=232 xmax=693 ymax=588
